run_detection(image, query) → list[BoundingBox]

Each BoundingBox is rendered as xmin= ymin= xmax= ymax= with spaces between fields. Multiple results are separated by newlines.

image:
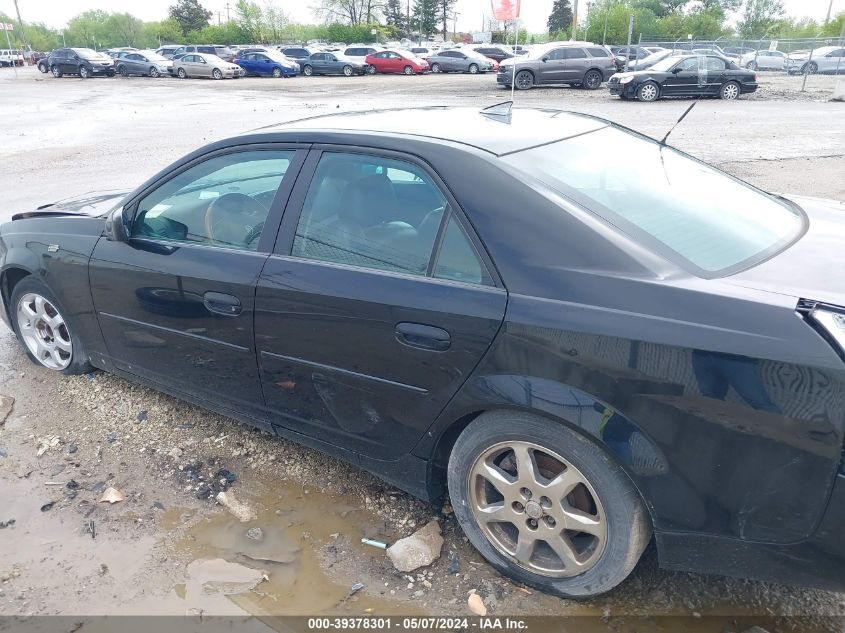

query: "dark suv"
xmin=473 ymin=46 xmax=514 ymax=62
xmin=498 ymin=43 xmax=617 ymax=90
xmin=173 ymin=45 xmax=234 ymax=62
xmin=48 ymin=48 xmax=115 ymax=78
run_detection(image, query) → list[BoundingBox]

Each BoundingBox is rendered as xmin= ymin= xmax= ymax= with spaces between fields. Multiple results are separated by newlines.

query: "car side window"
xmin=705 ymin=57 xmax=727 ymax=71
xmin=433 ymin=214 xmax=490 ymax=286
xmin=677 ymin=57 xmax=699 ymax=71
xmin=587 ymin=47 xmax=609 ymax=57
xmin=133 ymin=150 xmax=294 ymax=251
xmin=291 ymin=152 xmax=447 ymax=276
xmin=561 ymin=48 xmax=587 ymax=59
xmin=547 ymin=48 xmax=565 ymax=60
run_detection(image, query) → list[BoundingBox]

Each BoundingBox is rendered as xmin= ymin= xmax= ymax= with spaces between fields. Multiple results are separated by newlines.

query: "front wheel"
xmin=177 ymin=67 xmax=186 ymax=79
xmin=583 ymin=69 xmax=603 ymax=90
xmin=746 ymin=61 xmax=757 ymax=70
xmin=51 ymin=65 xmax=62 ymax=78
xmin=515 ymin=70 xmax=534 ymax=90
xmin=38 ymin=61 xmax=48 ymax=73
xmin=447 ymin=411 xmax=651 ymax=598
xmin=468 ymin=63 xmax=479 ymax=74
xmin=79 ymin=65 xmax=90 ymax=78
xmin=403 ymin=65 xmax=413 ymax=75
xmin=272 ymin=67 xmax=282 ymax=78
xmin=150 ymin=67 xmax=160 ymax=78
xmin=11 ymin=277 xmax=93 ymax=375
xmin=302 ymin=64 xmax=313 ymax=76
xmin=804 ymin=62 xmax=818 ymax=74
xmin=118 ymin=65 xmax=128 ymax=77
xmin=212 ymin=68 xmax=223 ymax=80
xmin=430 ymin=63 xmax=441 ymax=73
xmin=720 ymin=81 xmax=740 ymax=100
xmin=636 ymin=81 xmax=659 ymax=102
xmin=342 ymin=65 xmax=353 ymax=77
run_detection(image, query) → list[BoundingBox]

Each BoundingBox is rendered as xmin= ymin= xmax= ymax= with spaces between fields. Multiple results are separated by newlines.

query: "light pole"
xmin=453 ymin=11 xmax=459 ymax=39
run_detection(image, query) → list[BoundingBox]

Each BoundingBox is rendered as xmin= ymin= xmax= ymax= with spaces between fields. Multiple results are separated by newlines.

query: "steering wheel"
xmin=204 ymin=192 xmax=267 ymax=248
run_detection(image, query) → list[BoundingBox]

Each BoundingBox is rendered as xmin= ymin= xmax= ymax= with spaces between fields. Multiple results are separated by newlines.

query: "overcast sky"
xmin=2 ymin=0 xmax=842 ymax=37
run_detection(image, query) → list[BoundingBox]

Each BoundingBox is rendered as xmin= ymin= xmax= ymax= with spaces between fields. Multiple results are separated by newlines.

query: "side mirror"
xmin=541 ymin=56 xmax=549 ymax=62
xmin=672 ymin=67 xmax=683 ymax=74
xmin=105 ymin=207 xmax=130 ymax=242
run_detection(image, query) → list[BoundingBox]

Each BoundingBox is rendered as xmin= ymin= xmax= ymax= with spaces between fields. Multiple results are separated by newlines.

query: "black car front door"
xmin=89 ymin=146 xmax=306 ymax=422
xmin=255 ymin=149 xmax=507 ymax=459
xmin=661 ymin=56 xmax=702 ymax=95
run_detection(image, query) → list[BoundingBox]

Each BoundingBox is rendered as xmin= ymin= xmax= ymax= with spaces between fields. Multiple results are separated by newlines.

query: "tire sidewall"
xmin=177 ymin=67 xmax=186 ymax=78
xmin=720 ymin=81 xmax=740 ymax=100
xmin=515 ymin=70 xmax=533 ymax=90
xmin=584 ymin=70 xmax=602 ymax=89
xmin=9 ymin=277 xmax=92 ymax=376
xmin=637 ymin=81 xmax=658 ymax=101
xmin=447 ymin=411 xmax=650 ymax=598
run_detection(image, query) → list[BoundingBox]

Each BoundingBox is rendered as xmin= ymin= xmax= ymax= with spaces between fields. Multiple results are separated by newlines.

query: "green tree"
xmin=263 ymin=3 xmax=289 ymax=43
xmin=547 ymin=0 xmax=573 ymax=34
xmin=385 ymin=0 xmax=407 ymax=35
xmin=412 ymin=0 xmax=437 ymax=37
xmin=821 ymin=11 xmax=844 ymax=37
xmin=235 ymin=0 xmax=265 ymax=42
xmin=65 ymin=10 xmax=110 ymax=48
xmin=106 ymin=13 xmax=144 ymax=47
xmin=146 ymin=18 xmax=184 ymax=45
xmin=737 ymin=0 xmax=785 ymax=39
xmin=584 ymin=3 xmax=659 ymax=44
xmin=169 ymin=0 xmax=212 ymax=37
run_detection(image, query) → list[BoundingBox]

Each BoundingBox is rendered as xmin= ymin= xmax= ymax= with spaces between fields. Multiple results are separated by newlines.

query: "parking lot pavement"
xmin=0 ymin=65 xmax=844 ymax=625
xmin=0 ymin=66 xmax=843 ymax=221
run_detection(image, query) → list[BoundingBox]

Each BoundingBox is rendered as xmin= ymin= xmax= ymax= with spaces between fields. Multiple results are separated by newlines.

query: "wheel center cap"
xmin=525 ymin=500 xmax=543 ymax=519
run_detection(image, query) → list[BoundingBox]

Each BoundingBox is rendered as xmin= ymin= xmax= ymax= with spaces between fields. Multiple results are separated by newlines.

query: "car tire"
xmin=303 ymin=64 xmax=313 ymax=76
xmin=583 ymin=69 xmax=603 ymax=90
xmin=447 ymin=410 xmax=652 ymax=598
xmin=805 ymin=62 xmax=818 ymax=74
xmin=366 ymin=64 xmax=376 ymax=74
xmin=468 ymin=63 xmax=479 ymax=74
xmin=515 ymin=70 xmax=534 ymax=90
xmin=719 ymin=81 xmax=741 ymax=100
xmin=212 ymin=68 xmax=223 ymax=80
xmin=403 ymin=64 xmax=413 ymax=75
xmin=342 ymin=65 xmax=353 ymax=77
xmin=118 ymin=65 xmax=128 ymax=77
xmin=431 ymin=63 xmax=441 ymax=73
xmin=636 ymin=81 xmax=659 ymax=102
xmin=745 ymin=61 xmax=757 ymax=70
xmin=272 ymin=67 xmax=282 ymax=78
xmin=106 ymin=71 xmax=115 ymax=77
xmin=51 ymin=65 xmax=62 ymax=78
xmin=79 ymin=65 xmax=90 ymax=78
xmin=10 ymin=277 xmax=93 ymax=376
xmin=177 ymin=67 xmax=186 ymax=79
xmin=38 ymin=61 xmax=48 ymax=73
xmin=150 ymin=67 xmax=160 ymax=78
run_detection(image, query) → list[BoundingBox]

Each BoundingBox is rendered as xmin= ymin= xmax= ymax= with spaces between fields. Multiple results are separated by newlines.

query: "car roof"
xmin=257 ymin=107 xmax=608 ymax=157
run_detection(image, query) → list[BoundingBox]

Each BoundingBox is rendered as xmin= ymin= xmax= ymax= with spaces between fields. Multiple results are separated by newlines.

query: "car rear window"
xmin=587 ymin=47 xmax=609 ymax=57
xmin=502 ymin=125 xmax=804 ymax=277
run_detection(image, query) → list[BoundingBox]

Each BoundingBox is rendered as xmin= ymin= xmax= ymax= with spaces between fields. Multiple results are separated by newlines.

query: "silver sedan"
xmin=173 ymin=53 xmax=242 ymax=79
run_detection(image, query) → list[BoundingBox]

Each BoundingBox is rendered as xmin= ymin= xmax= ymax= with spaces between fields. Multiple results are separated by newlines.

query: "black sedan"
xmin=609 ymin=54 xmax=757 ymax=101
xmin=2 ymin=107 xmax=845 ymax=599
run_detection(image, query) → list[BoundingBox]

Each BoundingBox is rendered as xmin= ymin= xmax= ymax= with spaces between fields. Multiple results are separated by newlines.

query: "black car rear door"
xmin=254 ymin=148 xmax=507 ymax=459
xmin=89 ymin=145 xmax=307 ymax=425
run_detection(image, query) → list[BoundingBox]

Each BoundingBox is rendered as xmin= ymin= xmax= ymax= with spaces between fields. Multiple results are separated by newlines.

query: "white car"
xmin=786 ymin=46 xmax=845 ymax=74
xmin=343 ymin=45 xmax=383 ymax=67
xmin=0 ymin=49 xmax=24 ymax=67
xmin=740 ymin=49 xmax=788 ymax=71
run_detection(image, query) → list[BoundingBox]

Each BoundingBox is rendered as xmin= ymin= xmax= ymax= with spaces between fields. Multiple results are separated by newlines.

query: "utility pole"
xmin=571 ymin=0 xmax=578 ymax=40
xmin=226 ymin=3 xmax=231 ymax=21
xmin=825 ymin=0 xmax=834 ymax=24
xmin=12 ymin=0 xmax=28 ymax=57
xmin=216 ymin=11 xmax=222 ymax=25
xmin=453 ymin=11 xmax=459 ymax=38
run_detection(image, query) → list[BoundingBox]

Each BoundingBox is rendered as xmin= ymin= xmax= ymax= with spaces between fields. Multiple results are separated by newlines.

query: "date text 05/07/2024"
xmin=306 ymin=617 xmax=529 ymax=630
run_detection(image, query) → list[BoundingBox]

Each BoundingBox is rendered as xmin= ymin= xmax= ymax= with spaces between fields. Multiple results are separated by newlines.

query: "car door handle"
xmin=203 ymin=291 xmax=241 ymax=316
xmin=395 ymin=322 xmax=451 ymax=351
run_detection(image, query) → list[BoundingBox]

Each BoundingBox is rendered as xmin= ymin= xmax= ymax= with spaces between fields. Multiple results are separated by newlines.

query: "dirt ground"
xmin=0 ymin=63 xmax=844 ymax=631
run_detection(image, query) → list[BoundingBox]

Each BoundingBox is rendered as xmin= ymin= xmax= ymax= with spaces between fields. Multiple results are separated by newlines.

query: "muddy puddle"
xmin=144 ymin=481 xmax=424 ymax=620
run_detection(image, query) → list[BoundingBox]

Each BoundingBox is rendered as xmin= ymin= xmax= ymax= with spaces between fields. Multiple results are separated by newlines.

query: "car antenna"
xmin=659 ymin=99 xmax=699 ymax=146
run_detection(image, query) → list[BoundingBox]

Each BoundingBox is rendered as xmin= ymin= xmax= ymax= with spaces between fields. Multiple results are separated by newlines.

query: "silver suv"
xmin=497 ymin=43 xmax=616 ymax=90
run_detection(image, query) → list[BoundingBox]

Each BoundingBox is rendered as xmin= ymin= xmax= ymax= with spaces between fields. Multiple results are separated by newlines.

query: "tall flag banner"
xmin=491 ymin=0 xmax=520 ymax=21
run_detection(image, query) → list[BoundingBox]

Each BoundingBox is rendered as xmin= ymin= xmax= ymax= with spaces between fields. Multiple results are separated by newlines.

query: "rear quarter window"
xmin=587 ymin=47 xmax=610 ymax=57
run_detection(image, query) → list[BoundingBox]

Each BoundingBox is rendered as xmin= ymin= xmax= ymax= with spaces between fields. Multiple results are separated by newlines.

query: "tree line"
xmin=0 ymin=0 xmax=842 ymax=52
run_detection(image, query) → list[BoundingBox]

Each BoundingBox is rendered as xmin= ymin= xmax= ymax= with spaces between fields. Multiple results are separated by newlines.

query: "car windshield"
xmin=502 ymin=125 xmax=804 ymax=276
xmin=638 ymin=50 xmax=671 ymax=66
xmin=648 ymin=56 xmax=684 ymax=72
xmin=72 ymin=48 xmax=99 ymax=58
xmin=145 ymin=52 xmax=168 ymax=62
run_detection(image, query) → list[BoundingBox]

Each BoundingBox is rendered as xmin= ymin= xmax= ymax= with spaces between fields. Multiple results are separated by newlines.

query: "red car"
xmin=365 ymin=50 xmax=429 ymax=75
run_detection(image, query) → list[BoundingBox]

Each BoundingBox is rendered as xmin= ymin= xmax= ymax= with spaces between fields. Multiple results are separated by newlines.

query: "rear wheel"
xmin=51 ymin=65 xmax=62 ymax=78
xmin=366 ymin=64 xmax=376 ymax=74
xmin=342 ymin=65 xmax=353 ymax=77
xmin=720 ymin=81 xmax=740 ymax=100
xmin=448 ymin=411 xmax=651 ymax=598
xmin=11 ymin=277 xmax=93 ymax=375
xmin=804 ymin=61 xmax=818 ymax=74
xmin=431 ymin=63 xmax=441 ymax=73
xmin=636 ymin=81 xmax=659 ymax=102
xmin=38 ymin=60 xmax=48 ymax=73
xmin=177 ymin=67 xmax=186 ymax=79
xmin=745 ymin=61 xmax=757 ymax=70
xmin=272 ymin=66 xmax=282 ymax=78
xmin=212 ymin=68 xmax=223 ymax=80
xmin=515 ymin=70 xmax=534 ymax=90
xmin=583 ymin=69 xmax=602 ymax=90
xmin=303 ymin=64 xmax=313 ymax=76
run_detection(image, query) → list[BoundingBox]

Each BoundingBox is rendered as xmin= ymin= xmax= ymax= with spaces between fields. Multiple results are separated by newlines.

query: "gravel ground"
xmin=0 ymin=63 xmax=844 ymax=630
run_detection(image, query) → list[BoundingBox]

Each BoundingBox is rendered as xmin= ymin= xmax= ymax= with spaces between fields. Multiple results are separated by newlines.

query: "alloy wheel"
xmin=468 ymin=441 xmax=606 ymax=578
xmin=303 ymin=65 xmax=313 ymax=76
xmin=51 ymin=65 xmax=60 ymax=77
xmin=150 ymin=67 xmax=159 ymax=77
xmin=213 ymin=68 xmax=223 ymax=79
xmin=638 ymin=82 xmax=658 ymax=101
xmin=343 ymin=65 xmax=353 ymax=76
xmin=431 ymin=63 xmax=441 ymax=73
xmin=515 ymin=70 xmax=533 ymax=90
xmin=584 ymin=70 xmax=602 ymax=89
xmin=16 ymin=293 xmax=72 ymax=371
xmin=469 ymin=63 xmax=479 ymax=74
xmin=404 ymin=65 xmax=413 ymax=75
xmin=80 ymin=66 xmax=89 ymax=78
xmin=721 ymin=82 xmax=740 ymax=100
xmin=272 ymin=67 xmax=282 ymax=78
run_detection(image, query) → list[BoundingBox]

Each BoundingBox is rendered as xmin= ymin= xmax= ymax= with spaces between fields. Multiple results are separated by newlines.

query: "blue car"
xmin=234 ymin=50 xmax=299 ymax=78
